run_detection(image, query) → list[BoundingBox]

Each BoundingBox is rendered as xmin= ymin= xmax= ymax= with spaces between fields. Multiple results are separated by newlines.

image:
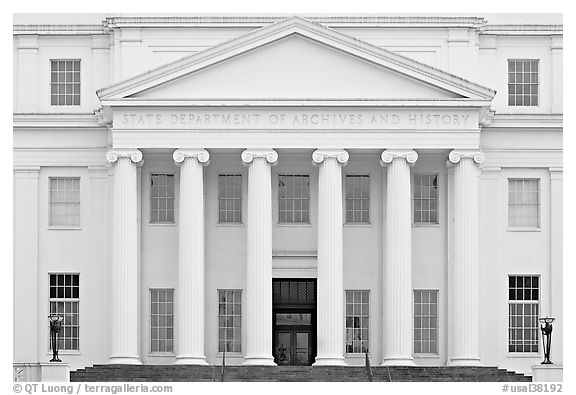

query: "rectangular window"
xmin=150 ymin=289 xmax=174 ymax=353
xmin=508 ymin=59 xmax=539 ymax=106
xmin=50 ymin=59 xmax=80 ymax=106
xmin=413 ymin=174 xmax=439 ymax=224
xmin=49 ymin=274 xmax=79 ymax=351
xmin=278 ymin=174 xmax=310 ymax=223
xmin=414 ymin=290 xmax=438 ymax=354
xmin=218 ymin=174 xmax=242 ymax=223
xmin=218 ymin=290 xmax=242 ymax=352
xmin=49 ymin=177 xmax=80 ymax=227
xmin=150 ymin=174 xmax=175 ymax=223
xmin=345 ymin=175 xmax=370 ymax=223
xmin=508 ymin=179 xmax=539 ymax=228
xmin=508 ymin=275 xmax=539 ymax=353
xmin=345 ymin=290 xmax=369 ymax=353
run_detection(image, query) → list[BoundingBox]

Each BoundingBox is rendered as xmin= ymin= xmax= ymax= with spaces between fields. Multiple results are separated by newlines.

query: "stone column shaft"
xmin=106 ymin=149 xmax=143 ymax=364
xmin=312 ymin=149 xmax=349 ymax=366
xmin=242 ymin=149 xmax=278 ymax=366
xmin=380 ymin=149 xmax=418 ymax=366
xmin=173 ymin=149 xmax=210 ymax=365
xmin=448 ymin=150 xmax=484 ymax=366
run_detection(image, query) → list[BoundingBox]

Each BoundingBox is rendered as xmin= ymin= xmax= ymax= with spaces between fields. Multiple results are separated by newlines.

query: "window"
xmin=150 ymin=174 xmax=175 ymax=223
xmin=508 ymin=60 xmax=539 ymax=106
xmin=218 ymin=175 xmax=242 ymax=223
xmin=413 ymin=174 xmax=439 ymax=224
xmin=508 ymin=275 xmax=539 ymax=353
xmin=49 ymin=177 xmax=80 ymax=227
xmin=345 ymin=175 xmax=370 ymax=223
xmin=218 ymin=290 xmax=241 ymax=352
xmin=508 ymin=179 xmax=539 ymax=228
xmin=150 ymin=289 xmax=174 ymax=353
xmin=50 ymin=59 xmax=80 ymax=106
xmin=278 ymin=174 xmax=310 ymax=223
xmin=414 ymin=290 xmax=438 ymax=354
xmin=49 ymin=274 xmax=79 ymax=351
xmin=345 ymin=290 xmax=369 ymax=353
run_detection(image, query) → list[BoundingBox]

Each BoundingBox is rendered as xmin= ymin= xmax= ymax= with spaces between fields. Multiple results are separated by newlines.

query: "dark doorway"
xmin=272 ymin=279 xmax=316 ymax=366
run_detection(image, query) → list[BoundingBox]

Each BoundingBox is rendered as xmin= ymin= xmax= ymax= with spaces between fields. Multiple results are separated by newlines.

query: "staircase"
xmin=71 ymin=365 xmax=531 ymax=382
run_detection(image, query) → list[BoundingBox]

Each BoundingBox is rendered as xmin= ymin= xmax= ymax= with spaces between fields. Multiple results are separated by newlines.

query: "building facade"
xmin=13 ymin=15 xmax=562 ymax=376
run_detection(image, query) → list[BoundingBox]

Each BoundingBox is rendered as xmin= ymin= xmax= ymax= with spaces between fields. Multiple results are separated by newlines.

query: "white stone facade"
xmin=13 ymin=15 xmax=562 ymax=375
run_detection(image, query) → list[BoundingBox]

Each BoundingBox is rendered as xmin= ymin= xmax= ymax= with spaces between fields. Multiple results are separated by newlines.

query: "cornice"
xmin=13 ymin=24 xmax=105 ymax=35
xmin=482 ymin=114 xmax=563 ymax=129
xmin=13 ymin=114 xmax=104 ymax=129
xmin=97 ymin=16 xmax=495 ymax=102
xmin=482 ymin=24 xmax=563 ymax=35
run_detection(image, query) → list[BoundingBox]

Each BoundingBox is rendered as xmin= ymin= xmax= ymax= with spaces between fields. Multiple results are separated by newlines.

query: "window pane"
xmin=278 ymin=175 xmax=310 ymax=223
xmin=150 ymin=174 xmax=175 ymax=223
xmin=413 ymin=290 xmax=439 ymax=355
xmin=50 ymin=60 xmax=80 ymax=106
xmin=49 ymin=274 xmax=79 ymax=351
xmin=507 ymin=60 xmax=539 ymax=107
xmin=150 ymin=289 xmax=174 ymax=352
xmin=508 ymin=275 xmax=539 ymax=353
xmin=218 ymin=290 xmax=242 ymax=352
xmin=508 ymin=179 xmax=539 ymax=228
xmin=345 ymin=175 xmax=370 ymax=223
xmin=413 ymin=175 xmax=439 ymax=224
xmin=345 ymin=290 xmax=370 ymax=353
xmin=49 ymin=178 xmax=80 ymax=226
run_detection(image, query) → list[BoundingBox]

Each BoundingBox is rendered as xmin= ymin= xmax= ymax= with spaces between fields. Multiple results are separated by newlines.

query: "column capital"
xmin=448 ymin=150 xmax=485 ymax=165
xmin=106 ymin=149 xmax=143 ymax=164
xmin=312 ymin=149 xmax=349 ymax=166
xmin=241 ymin=149 xmax=278 ymax=166
xmin=173 ymin=149 xmax=210 ymax=166
xmin=380 ymin=149 xmax=418 ymax=166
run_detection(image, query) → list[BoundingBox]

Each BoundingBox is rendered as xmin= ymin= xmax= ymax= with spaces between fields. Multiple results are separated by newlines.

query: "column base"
xmin=243 ymin=357 xmax=276 ymax=366
xmin=313 ymin=357 xmax=347 ymax=366
xmin=174 ymin=356 xmax=208 ymax=365
xmin=447 ymin=358 xmax=482 ymax=367
xmin=108 ymin=356 xmax=142 ymax=365
xmin=381 ymin=357 xmax=416 ymax=366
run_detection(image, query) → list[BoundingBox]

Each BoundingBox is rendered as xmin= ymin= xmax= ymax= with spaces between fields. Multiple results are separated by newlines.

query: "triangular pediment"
xmin=98 ymin=16 xmax=495 ymax=103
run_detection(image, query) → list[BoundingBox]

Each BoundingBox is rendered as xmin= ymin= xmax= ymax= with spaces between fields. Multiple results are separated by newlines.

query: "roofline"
xmin=13 ymin=16 xmax=562 ymax=35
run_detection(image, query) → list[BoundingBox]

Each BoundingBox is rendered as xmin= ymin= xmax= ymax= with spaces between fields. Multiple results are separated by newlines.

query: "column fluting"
xmin=106 ymin=149 xmax=143 ymax=365
xmin=380 ymin=149 xmax=418 ymax=366
xmin=312 ymin=149 xmax=349 ymax=366
xmin=173 ymin=149 xmax=210 ymax=365
xmin=241 ymin=149 xmax=278 ymax=366
xmin=448 ymin=150 xmax=484 ymax=366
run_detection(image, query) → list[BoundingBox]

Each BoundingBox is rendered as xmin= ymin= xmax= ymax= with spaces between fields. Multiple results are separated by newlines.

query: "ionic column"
xmin=173 ymin=149 xmax=210 ymax=365
xmin=312 ymin=149 xmax=349 ymax=366
xmin=380 ymin=149 xmax=418 ymax=366
xmin=106 ymin=149 xmax=143 ymax=364
xmin=241 ymin=149 xmax=278 ymax=366
xmin=447 ymin=150 xmax=484 ymax=366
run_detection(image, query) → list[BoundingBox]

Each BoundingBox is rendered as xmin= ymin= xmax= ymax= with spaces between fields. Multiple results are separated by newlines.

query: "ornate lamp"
xmin=538 ymin=316 xmax=555 ymax=365
xmin=48 ymin=315 xmax=64 ymax=362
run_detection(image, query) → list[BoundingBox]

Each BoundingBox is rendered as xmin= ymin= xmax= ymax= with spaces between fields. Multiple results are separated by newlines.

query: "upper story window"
xmin=508 ymin=275 xmax=539 ymax=353
xmin=508 ymin=60 xmax=539 ymax=107
xmin=218 ymin=174 xmax=242 ymax=223
xmin=345 ymin=175 xmax=370 ymax=224
xmin=508 ymin=179 xmax=539 ymax=228
xmin=50 ymin=60 xmax=80 ymax=106
xmin=49 ymin=274 xmax=79 ymax=351
xmin=278 ymin=174 xmax=310 ymax=223
xmin=49 ymin=177 xmax=80 ymax=227
xmin=150 ymin=174 xmax=174 ymax=224
xmin=413 ymin=174 xmax=439 ymax=224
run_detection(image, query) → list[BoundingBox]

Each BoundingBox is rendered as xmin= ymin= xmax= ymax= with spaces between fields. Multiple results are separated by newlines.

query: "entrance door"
xmin=272 ymin=279 xmax=316 ymax=366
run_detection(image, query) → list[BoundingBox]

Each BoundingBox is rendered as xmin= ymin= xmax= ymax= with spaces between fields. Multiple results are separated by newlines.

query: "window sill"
xmin=216 ymin=223 xmax=245 ymax=227
xmin=46 ymin=351 xmax=80 ymax=355
xmin=148 ymin=222 xmax=176 ymax=227
xmin=276 ymin=223 xmax=312 ymax=227
xmin=344 ymin=223 xmax=372 ymax=227
xmin=47 ymin=226 xmax=82 ymax=230
xmin=412 ymin=223 xmax=440 ymax=228
xmin=507 ymin=352 xmax=540 ymax=358
xmin=414 ymin=354 xmax=440 ymax=359
xmin=507 ymin=227 xmax=541 ymax=232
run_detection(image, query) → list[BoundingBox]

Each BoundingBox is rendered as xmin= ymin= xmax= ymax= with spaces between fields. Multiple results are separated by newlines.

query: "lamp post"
xmin=538 ymin=316 xmax=555 ymax=365
xmin=48 ymin=315 xmax=64 ymax=362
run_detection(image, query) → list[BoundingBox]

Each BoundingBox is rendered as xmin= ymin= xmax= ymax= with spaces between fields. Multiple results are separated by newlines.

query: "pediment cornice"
xmin=97 ymin=16 xmax=495 ymax=103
